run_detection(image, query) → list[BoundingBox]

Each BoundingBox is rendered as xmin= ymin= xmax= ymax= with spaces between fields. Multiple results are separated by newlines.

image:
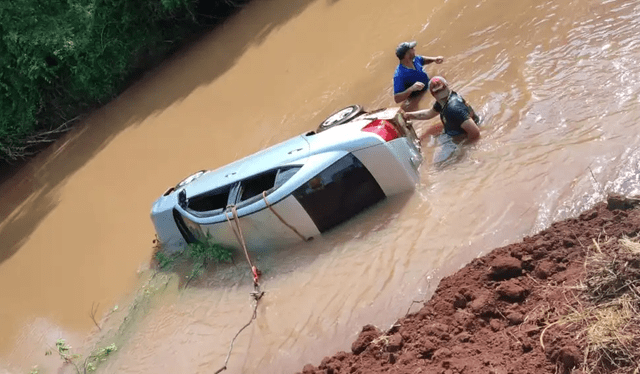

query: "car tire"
xmin=316 ymin=105 xmax=364 ymax=133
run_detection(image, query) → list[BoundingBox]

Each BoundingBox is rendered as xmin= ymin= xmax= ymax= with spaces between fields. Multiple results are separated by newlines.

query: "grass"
xmin=549 ymin=236 xmax=640 ymax=374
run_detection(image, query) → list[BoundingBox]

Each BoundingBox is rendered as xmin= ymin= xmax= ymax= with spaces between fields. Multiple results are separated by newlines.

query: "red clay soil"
xmin=296 ymin=194 xmax=640 ymax=374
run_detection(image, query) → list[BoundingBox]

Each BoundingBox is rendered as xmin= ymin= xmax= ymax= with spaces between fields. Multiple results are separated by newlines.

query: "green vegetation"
xmin=154 ymin=245 xmax=180 ymax=270
xmin=1 ymin=0 xmax=246 ymax=163
xmin=154 ymin=232 xmax=233 ymax=283
xmin=186 ymin=232 xmax=233 ymax=279
xmin=44 ymin=338 xmax=117 ymax=373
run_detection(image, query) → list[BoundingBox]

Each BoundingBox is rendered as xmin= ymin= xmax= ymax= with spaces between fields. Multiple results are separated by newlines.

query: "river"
xmin=1 ymin=0 xmax=639 ymax=372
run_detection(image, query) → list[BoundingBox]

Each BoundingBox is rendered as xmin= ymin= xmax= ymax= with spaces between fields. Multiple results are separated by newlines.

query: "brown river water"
xmin=2 ymin=0 xmax=640 ymax=372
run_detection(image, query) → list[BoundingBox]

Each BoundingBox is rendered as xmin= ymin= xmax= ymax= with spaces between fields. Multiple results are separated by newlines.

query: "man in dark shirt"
xmin=404 ymin=76 xmax=480 ymax=143
xmin=393 ymin=41 xmax=444 ymax=111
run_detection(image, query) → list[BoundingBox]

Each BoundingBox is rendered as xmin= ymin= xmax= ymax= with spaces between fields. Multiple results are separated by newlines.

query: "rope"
xmin=215 ymin=189 xmax=310 ymax=373
xmin=261 ymin=191 xmax=310 ymax=242
xmin=224 ymin=205 xmax=260 ymax=284
xmin=215 ymin=205 xmax=266 ymax=374
xmin=214 ymin=283 xmax=264 ymax=374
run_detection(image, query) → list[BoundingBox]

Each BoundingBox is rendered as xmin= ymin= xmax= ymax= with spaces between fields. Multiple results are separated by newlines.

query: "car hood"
xmin=183 ymin=134 xmax=310 ymax=196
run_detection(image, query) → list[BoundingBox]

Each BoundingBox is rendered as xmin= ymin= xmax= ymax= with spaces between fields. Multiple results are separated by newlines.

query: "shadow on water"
xmin=0 ymin=0 xmax=324 ymax=266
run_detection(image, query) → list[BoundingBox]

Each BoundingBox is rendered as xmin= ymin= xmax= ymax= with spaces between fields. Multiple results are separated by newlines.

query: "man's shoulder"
xmin=448 ymin=91 xmax=467 ymax=105
xmin=393 ymin=64 xmax=406 ymax=76
xmin=442 ymin=93 xmax=473 ymax=122
xmin=393 ymin=64 xmax=402 ymax=78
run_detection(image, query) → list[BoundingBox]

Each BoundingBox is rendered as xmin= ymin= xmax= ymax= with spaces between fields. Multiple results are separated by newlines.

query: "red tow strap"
xmin=251 ymin=265 xmax=260 ymax=285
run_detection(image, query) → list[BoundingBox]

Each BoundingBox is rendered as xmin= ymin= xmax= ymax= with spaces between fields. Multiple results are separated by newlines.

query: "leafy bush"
xmin=1 ymin=0 xmax=244 ymax=162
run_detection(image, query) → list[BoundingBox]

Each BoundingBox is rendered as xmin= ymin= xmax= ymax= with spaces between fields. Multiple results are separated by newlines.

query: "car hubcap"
xmin=321 ymin=107 xmax=354 ymax=127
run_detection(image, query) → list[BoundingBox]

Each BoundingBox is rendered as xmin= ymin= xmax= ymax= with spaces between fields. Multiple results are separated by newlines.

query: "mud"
xmin=297 ymin=194 xmax=640 ymax=374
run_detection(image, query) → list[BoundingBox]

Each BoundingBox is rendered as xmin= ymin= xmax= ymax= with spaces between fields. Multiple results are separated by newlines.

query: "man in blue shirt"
xmin=393 ymin=41 xmax=444 ymax=111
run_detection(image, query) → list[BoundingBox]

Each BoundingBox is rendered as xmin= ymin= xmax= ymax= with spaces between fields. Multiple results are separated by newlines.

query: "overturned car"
xmin=151 ymin=105 xmax=423 ymax=253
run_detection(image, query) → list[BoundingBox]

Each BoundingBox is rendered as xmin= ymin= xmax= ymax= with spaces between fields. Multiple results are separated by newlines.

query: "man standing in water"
xmin=405 ymin=76 xmax=481 ymax=143
xmin=393 ymin=41 xmax=444 ymax=111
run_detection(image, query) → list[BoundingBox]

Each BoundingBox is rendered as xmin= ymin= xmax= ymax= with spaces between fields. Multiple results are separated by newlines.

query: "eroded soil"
xmin=297 ymin=195 xmax=640 ymax=374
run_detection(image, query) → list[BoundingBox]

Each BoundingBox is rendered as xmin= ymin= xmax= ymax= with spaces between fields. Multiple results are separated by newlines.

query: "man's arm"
xmin=460 ymin=119 xmax=480 ymax=141
xmin=393 ymin=81 xmax=425 ymax=103
xmin=406 ymin=108 xmax=442 ymax=143
xmin=405 ymin=108 xmax=439 ymax=121
xmin=419 ymin=55 xmax=444 ymax=65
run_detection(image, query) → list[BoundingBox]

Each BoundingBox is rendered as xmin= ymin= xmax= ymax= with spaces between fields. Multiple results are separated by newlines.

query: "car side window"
xmin=186 ymin=185 xmax=233 ymax=212
xmin=233 ymin=166 xmax=302 ymax=207
xmin=274 ymin=166 xmax=301 ymax=188
xmin=239 ymin=170 xmax=278 ymax=202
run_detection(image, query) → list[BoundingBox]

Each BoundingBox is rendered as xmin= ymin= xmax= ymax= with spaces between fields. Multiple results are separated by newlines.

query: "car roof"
xmin=180 ymin=107 xmax=403 ymax=196
xmin=183 ymin=134 xmax=311 ymax=196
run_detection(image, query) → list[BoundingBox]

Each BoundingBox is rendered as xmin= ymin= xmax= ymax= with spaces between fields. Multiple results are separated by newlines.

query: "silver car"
xmin=150 ymin=105 xmax=423 ymax=253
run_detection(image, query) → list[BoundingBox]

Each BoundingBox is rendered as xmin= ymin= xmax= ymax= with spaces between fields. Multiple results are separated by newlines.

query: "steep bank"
xmin=298 ymin=195 xmax=640 ymax=374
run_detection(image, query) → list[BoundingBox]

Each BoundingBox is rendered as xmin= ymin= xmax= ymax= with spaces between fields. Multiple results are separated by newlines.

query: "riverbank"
xmin=297 ymin=194 xmax=640 ymax=374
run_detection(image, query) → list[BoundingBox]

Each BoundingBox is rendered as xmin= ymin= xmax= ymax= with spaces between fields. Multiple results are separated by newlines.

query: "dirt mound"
xmin=297 ymin=194 xmax=640 ymax=374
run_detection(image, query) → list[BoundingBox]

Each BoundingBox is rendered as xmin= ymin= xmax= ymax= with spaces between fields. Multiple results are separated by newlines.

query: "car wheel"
xmin=316 ymin=105 xmax=364 ymax=132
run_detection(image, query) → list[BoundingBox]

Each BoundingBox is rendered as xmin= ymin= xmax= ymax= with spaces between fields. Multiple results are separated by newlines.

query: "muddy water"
xmin=2 ymin=0 xmax=640 ymax=372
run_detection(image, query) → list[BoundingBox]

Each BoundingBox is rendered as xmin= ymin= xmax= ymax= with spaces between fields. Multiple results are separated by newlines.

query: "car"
xmin=150 ymin=105 xmax=423 ymax=253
